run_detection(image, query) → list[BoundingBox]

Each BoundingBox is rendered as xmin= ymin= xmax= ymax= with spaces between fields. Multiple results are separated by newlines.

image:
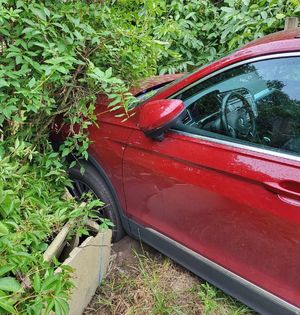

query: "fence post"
xmin=284 ymin=17 xmax=299 ymax=30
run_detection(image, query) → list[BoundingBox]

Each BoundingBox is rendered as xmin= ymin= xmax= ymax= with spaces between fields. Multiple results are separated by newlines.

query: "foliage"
xmin=0 ymin=0 xmax=164 ymax=145
xmin=0 ymin=0 xmax=299 ymax=313
xmin=0 ymin=139 xmax=102 ymax=314
xmin=0 ymin=0 xmax=164 ymax=314
xmin=108 ymin=0 xmax=299 ymax=74
xmin=149 ymin=0 xmax=300 ymax=73
xmin=151 ymin=0 xmax=221 ymax=73
xmin=218 ymin=0 xmax=299 ymax=55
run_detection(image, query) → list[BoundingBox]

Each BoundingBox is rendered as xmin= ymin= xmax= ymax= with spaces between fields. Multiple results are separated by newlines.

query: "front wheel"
xmin=68 ymin=161 xmax=125 ymax=242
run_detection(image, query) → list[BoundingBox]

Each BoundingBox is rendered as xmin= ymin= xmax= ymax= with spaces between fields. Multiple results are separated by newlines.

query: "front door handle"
xmin=264 ymin=181 xmax=300 ymax=201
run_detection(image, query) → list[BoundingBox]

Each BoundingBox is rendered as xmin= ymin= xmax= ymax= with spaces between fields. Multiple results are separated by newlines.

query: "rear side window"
xmin=175 ymin=56 xmax=300 ymax=157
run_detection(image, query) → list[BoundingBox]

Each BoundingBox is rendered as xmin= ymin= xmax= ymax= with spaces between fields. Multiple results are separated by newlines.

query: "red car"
xmin=54 ymin=29 xmax=300 ymax=314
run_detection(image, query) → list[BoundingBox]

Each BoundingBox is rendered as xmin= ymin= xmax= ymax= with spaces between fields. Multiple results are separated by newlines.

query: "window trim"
xmin=170 ymin=128 xmax=300 ymax=163
xmin=170 ymin=52 xmax=300 ymax=163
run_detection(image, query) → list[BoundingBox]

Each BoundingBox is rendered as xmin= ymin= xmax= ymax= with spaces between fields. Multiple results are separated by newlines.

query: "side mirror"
xmin=139 ymin=99 xmax=185 ymax=140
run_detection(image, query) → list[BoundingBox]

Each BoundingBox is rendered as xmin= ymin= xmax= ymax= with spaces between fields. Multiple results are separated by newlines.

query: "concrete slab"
xmin=63 ymin=229 xmax=112 ymax=315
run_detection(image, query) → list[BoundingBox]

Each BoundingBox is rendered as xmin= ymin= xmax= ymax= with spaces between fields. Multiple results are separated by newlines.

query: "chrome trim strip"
xmin=170 ymin=52 xmax=300 ymax=163
xmin=146 ymin=227 xmax=300 ymax=314
xmin=171 ymin=52 xmax=300 ymax=98
xmin=171 ymin=129 xmax=300 ymax=163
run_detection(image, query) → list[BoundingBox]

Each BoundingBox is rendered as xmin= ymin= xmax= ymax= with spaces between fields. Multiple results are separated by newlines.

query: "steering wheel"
xmin=221 ymin=92 xmax=256 ymax=140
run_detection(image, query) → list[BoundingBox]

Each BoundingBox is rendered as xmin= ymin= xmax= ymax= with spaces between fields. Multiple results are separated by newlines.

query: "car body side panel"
xmin=87 ymin=75 xmax=183 ymax=211
xmin=123 ymin=129 xmax=300 ymax=307
xmin=88 ymin=122 xmax=132 ymax=212
xmin=51 ymin=30 xmax=300 ymax=313
xmin=87 ymin=95 xmax=137 ymax=212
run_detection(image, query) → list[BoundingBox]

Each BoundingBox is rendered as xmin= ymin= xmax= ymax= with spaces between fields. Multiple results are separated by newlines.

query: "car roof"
xmin=229 ymin=28 xmax=300 ymax=60
xmin=178 ymin=29 xmax=300 ymax=87
xmin=243 ymin=28 xmax=300 ymax=49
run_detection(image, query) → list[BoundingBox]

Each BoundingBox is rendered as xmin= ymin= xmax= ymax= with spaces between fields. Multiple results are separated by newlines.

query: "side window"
xmin=174 ymin=57 xmax=300 ymax=156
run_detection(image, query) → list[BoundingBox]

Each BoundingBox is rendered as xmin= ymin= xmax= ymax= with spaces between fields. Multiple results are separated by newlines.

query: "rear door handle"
xmin=264 ymin=181 xmax=300 ymax=201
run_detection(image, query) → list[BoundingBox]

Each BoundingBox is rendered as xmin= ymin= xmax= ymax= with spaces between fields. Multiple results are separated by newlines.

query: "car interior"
xmin=174 ymin=60 xmax=300 ymax=156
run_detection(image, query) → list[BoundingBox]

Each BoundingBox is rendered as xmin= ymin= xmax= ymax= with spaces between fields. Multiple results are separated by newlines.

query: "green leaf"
xmin=0 ymin=222 xmax=8 ymax=236
xmin=54 ymin=300 xmax=63 ymax=315
xmin=28 ymin=77 xmax=36 ymax=88
xmin=69 ymin=161 xmax=76 ymax=168
xmin=0 ymin=79 xmax=9 ymax=88
xmin=2 ymin=105 xmax=18 ymax=118
xmin=0 ymin=300 xmax=16 ymax=314
xmin=31 ymin=7 xmax=47 ymax=21
xmin=16 ymin=55 xmax=23 ymax=65
xmin=44 ymin=299 xmax=55 ymax=315
xmin=221 ymin=7 xmax=234 ymax=13
xmin=261 ymin=11 xmax=267 ymax=19
xmin=33 ymin=273 xmax=41 ymax=293
xmin=41 ymin=275 xmax=58 ymax=291
xmin=57 ymin=298 xmax=69 ymax=315
xmin=62 ymin=148 xmax=70 ymax=157
xmin=0 ymin=277 xmax=22 ymax=292
xmin=44 ymin=7 xmax=51 ymax=17
xmin=0 ymin=265 xmax=14 ymax=277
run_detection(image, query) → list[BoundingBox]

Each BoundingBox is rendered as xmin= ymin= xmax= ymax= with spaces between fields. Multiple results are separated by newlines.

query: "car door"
xmin=123 ymin=54 xmax=300 ymax=308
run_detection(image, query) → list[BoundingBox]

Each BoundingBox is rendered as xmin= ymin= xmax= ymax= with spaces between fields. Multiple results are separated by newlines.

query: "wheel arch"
xmin=51 ymin=139 xmax=131 ymax=234
xmin=83 ymin=154 xmax=131 ymax=234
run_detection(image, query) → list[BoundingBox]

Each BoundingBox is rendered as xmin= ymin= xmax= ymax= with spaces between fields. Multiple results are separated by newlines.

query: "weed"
xmin=85 ymin=241 xmax=256 ymax=315
xmin=197 ymin=282 xmax=254 ymax=315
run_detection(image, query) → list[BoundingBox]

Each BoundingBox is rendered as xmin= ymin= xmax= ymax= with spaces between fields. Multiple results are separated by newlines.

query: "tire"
xmin=68 ymin=160 xmax=125 ymax=242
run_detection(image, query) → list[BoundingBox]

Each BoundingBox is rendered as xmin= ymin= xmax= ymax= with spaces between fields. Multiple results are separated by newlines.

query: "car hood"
xmin=130 ymin=73 xmax=184 ymax=96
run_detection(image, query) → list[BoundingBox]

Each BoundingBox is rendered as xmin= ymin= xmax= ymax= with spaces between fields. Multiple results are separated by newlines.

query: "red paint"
xmin=123 ymin=130 xmax=300 ymax=306
xmin=139 ymin=99 xmax=184 ymax=133
xmin=244 ymin=29 xmax=300 ymax=48
xmin=52 ymin=29 xmax=300 ymax=308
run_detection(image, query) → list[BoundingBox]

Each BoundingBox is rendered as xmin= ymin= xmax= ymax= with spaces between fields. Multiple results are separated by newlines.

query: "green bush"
xmin=0 ymin=0 xmax=299 ymax=314
xmin=0 ymin=1 xmax=164 ymax=314
xmin=0 ymin=1 xmax=164 ymax=144
xmin=218 ymin=0 xmax=299 ymax=54
xmin=0 ymin=140 xmax=93 ymax=314
xmin=150 ymin=0 xmax=299 ymax=73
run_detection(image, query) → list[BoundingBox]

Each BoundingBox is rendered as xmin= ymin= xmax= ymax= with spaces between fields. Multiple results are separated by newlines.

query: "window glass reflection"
xmin=176 ymin=57 xmax=300 ymax=156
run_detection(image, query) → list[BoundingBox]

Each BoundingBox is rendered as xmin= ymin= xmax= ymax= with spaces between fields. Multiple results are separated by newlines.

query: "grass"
xmin=196 ymin=283 xmax=252 ymax=315
xmin=85 ymin=241 xmax=256 ymax=315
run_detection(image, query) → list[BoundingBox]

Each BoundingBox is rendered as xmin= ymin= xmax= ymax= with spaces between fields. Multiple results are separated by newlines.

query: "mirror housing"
xmin=139 ymin=99 xmax=185 ymax=140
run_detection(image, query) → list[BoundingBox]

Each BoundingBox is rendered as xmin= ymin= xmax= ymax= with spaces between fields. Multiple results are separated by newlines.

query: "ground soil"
xmin=84 ymin=236 xmax=255 ymax=315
